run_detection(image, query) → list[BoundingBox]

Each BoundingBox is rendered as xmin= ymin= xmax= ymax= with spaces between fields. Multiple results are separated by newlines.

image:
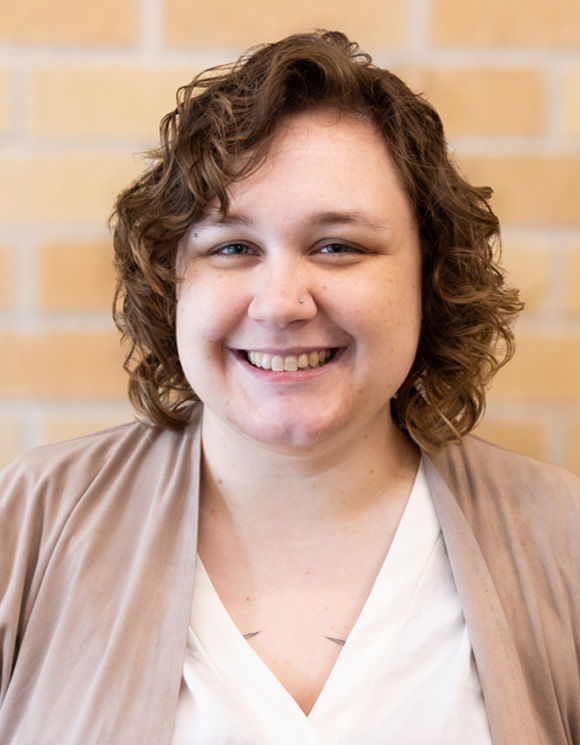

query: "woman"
xmin=1 ymin=30 xmax=579 ymax=745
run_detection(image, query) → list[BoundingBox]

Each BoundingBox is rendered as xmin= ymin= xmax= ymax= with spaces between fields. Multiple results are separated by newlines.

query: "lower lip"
xmin=235 ymin=349 xmax=344 ymax=381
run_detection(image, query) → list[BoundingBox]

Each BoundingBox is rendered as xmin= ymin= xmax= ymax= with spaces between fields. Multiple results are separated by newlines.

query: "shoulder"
xmin=0 ymin=415 xmax=203 ymax=711
xmin=2 ymin=421 xmax=158 ymax=500
xmin=0 ymin=405 xmax=203 ymax=525
xmin=0 ymin=409 xmax=203 ymax=622
xmin=428 ymin=433 xmax=580 ymax=503
xmin=426 ymin=434 xmax=580 ymax=557
xmin=2 ymin=405 xmax=202 ymax=486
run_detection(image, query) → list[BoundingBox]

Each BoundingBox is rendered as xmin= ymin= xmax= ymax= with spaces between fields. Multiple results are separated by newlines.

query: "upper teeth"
xmin=247 ymin=349 xmax=333 ymax=371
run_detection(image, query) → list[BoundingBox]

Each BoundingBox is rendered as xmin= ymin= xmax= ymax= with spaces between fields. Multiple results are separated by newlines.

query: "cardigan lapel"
xmin=154 ymin=414 xmax=203 ymax=745
xmin=423 ymin=458 xmax=539 ymax=745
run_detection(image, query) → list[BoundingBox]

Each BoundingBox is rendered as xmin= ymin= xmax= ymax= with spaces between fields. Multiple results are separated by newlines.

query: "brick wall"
xmin=1 ymin=0 xmax=579 ymax=474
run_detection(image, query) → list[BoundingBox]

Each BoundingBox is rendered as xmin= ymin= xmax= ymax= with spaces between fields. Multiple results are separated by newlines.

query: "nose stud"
xmin=298 ymin=298 xmax=304 ymax=304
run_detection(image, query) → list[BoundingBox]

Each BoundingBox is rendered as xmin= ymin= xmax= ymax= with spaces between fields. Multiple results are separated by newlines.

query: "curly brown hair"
xmin=111 ymin=30 xmax=522 ymax=450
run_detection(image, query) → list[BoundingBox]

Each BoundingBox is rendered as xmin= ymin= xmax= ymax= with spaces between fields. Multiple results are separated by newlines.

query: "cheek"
xmin=349 ymin=278 xmax=422 ymax=364
xmin=341 ymin=273 xmax=421 ymax=325
xmin=176 ymin=279 xmax=249 ymax=352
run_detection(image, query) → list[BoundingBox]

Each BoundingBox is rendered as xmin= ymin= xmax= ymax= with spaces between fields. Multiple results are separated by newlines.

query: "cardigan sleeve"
xmin=0 ymin=420 xmax=201 ymax=745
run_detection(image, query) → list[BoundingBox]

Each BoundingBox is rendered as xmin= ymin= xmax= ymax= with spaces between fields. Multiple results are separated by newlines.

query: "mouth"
xmin=244 ymin=348 xmax=337 ymax=372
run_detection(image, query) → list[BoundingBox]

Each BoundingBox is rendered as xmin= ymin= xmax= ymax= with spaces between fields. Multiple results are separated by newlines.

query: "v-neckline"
xmin=190 ymin=459 xmax=440 ymax=745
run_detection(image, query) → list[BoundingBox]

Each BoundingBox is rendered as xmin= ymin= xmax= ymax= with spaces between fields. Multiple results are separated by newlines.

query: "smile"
xmin=245 ymin=349 xmax=336 ymax=371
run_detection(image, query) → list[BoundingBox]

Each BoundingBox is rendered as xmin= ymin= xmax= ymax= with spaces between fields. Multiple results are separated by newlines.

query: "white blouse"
xmin=172 ymin=460 xmax=493 ymax=744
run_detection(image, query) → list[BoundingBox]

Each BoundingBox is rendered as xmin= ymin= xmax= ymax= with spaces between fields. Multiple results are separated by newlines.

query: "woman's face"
xmin=176 ymin=108 xmax=422 ymax=451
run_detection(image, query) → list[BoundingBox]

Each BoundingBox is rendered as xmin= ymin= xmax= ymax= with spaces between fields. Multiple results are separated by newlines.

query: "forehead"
xmin=243 ymin=108 xmax=388 ymax=178
xmin=218 ymin=108 xmax=411 ymax=221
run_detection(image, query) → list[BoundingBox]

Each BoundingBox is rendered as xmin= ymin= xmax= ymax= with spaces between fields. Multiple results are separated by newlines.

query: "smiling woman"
xmin=174 ymin=109 xmax=421 ymax=451
xmin=112 ymin=33 xmax=518 ymax=451
xmin=1 ymin=30 xmax=580 ymax=745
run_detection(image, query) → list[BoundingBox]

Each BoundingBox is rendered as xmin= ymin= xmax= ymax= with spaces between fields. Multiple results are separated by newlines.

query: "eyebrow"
xmin=198 ymin=209 xmax=390 ymax=232
xmin=196 ymin=213 xmax=252 ymax=230
xmin=308 ymin=210 xmax=390 ymax=232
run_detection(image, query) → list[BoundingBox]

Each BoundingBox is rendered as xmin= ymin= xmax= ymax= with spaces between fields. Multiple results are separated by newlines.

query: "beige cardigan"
xmin=1 ymin=405 xmax=579 ymax=744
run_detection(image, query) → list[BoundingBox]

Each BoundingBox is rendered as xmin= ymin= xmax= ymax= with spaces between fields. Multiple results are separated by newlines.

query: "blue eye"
xmin=319 ymin=243 xmax=359 ymax=254
xmin=214 ymin=243 xmax=252 ymax=255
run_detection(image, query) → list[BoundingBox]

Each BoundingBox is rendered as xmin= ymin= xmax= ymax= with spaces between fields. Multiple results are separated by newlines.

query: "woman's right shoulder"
xmin=0 ymin=411 xmax=202 ymax=609
xmin=0 ymin=407 xmax=202 ymax=521
xmin=2 ymin=420 xmax=149 ymax=488
xmin=0 ymin=422 xmax=149 ymax=531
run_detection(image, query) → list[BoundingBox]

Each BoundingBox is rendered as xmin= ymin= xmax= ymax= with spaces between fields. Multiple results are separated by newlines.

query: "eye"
xmin=212 ymin=242 xmax=254 ymax=256
xmin=317 ymin=242 xmax=362 ymax=255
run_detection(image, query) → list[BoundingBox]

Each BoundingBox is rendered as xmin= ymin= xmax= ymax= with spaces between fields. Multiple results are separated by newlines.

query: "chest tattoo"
xmin=242 ymin=631 xmax=346 ymax=646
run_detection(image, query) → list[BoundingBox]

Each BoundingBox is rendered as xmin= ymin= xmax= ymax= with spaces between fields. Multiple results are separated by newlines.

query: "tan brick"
xmin=31 ymin=67 xmax=196 ymax=139
xmin=163 ymin=0 xmax=406 ymax=48
xmin=564 ymin=247 xmax=580 ymax=314
xmin=500 ymin=240 xmax=549 ymax=312
xmin=560 ymin=63 xmax=580 ymax=136
xmin=0 ymin=245 xmax=16 ymax=309
xmin=431 ymin=0 xmax=580 ymax=46
xmin=0 ymin=419 xmax=21 ymax=469
xmin=38 ymin=241 xmax=116 ymax=311
xmin=0 ymin=0 xmax=138 ymax=45
xmin=489 ymin=335 xmax=580 ymax=402
xmin=43 ymin=408 xmax=134 ymax=445
xmin=0 ymin=153 xmax=139 ymax=223
xmin=0 ymin=67 xmax=11 ymax=135
xmin=0 ymin=332 xmax=126 ymax=398
xmin=565 ymin=420 xmax=580 ymax=477
xmin=403 ymin=67 xmax=544 ymax=137
xmin=459 ymin=156 xmax=580 ymax=226
xmin=474 ymin=418 xmax=546 ymax=461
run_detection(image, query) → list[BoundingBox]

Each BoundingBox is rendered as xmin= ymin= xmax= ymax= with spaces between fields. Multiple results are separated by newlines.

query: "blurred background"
xmin=0 ymin=0 xmax=579 ymax=474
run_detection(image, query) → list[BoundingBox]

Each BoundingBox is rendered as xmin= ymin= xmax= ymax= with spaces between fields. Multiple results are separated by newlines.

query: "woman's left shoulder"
xmin=432 ymin=433 xmax=578 ymax=489
xmin=426 ymin=434 xmax=580 ymax=527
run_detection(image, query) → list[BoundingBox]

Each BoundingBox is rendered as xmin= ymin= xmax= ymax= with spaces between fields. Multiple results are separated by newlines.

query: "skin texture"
xmin=176 ymin=108 xmax=423 ymax=713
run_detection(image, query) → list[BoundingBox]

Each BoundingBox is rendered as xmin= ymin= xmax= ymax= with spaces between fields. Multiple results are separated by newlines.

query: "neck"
xmin=199 ymin=408 xmax=420 ymax=543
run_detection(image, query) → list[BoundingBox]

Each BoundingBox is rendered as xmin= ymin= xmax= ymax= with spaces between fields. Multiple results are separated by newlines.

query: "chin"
xmin=229 ymin=411 xmax=351 ymax=451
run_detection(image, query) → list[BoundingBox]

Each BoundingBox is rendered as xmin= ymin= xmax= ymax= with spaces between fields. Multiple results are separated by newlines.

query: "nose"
xmin=247 ymin=257 xmax=317 ymax=328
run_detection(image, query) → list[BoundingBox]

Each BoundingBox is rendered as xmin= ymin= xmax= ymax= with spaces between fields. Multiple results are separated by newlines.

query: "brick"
xmin=474 ymin=418 xmax=546 ymax=461
xmin=560 ymin=63 xmax=580 ymax=136
xmin=402 ymin=67 xmax=544 ymax=137
xmin=0 ymin=419 xmax=21 ymax=469
xmin=489 ymin=335 xmax=580 ymax=402
xmin=0 ymin=245 xmax=16 ymax=309
xmin=31 ymin=66 xmax=196 ymax=139
xmin=0 ymin=331 xmax=127 ymax=398
xmin=500 ymin=239 xmax=549 ymax=312
xmin=431 ymin=0 xmax=580 ymax=46
xmin=564 ymin=247 xmax=580 ymax=314
xmin=163 ymin=0 xmax=406 ymax=48
xmin=38 ymin=241 xmax=116 ymax=311
xmin=0 ymin=0 xmax=138 ymax=45
xmin=565 ymin=420 xmax=580 ymax=477
xmin=43 ymin=407 xmax=134 ymax=445
xmin=0 ymin=153 xmax=139 ymax=223
xmin=459 ymin=156 xmax=580 ymax=226
xmin=0 ymin=67 xmax=11 ymax=135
